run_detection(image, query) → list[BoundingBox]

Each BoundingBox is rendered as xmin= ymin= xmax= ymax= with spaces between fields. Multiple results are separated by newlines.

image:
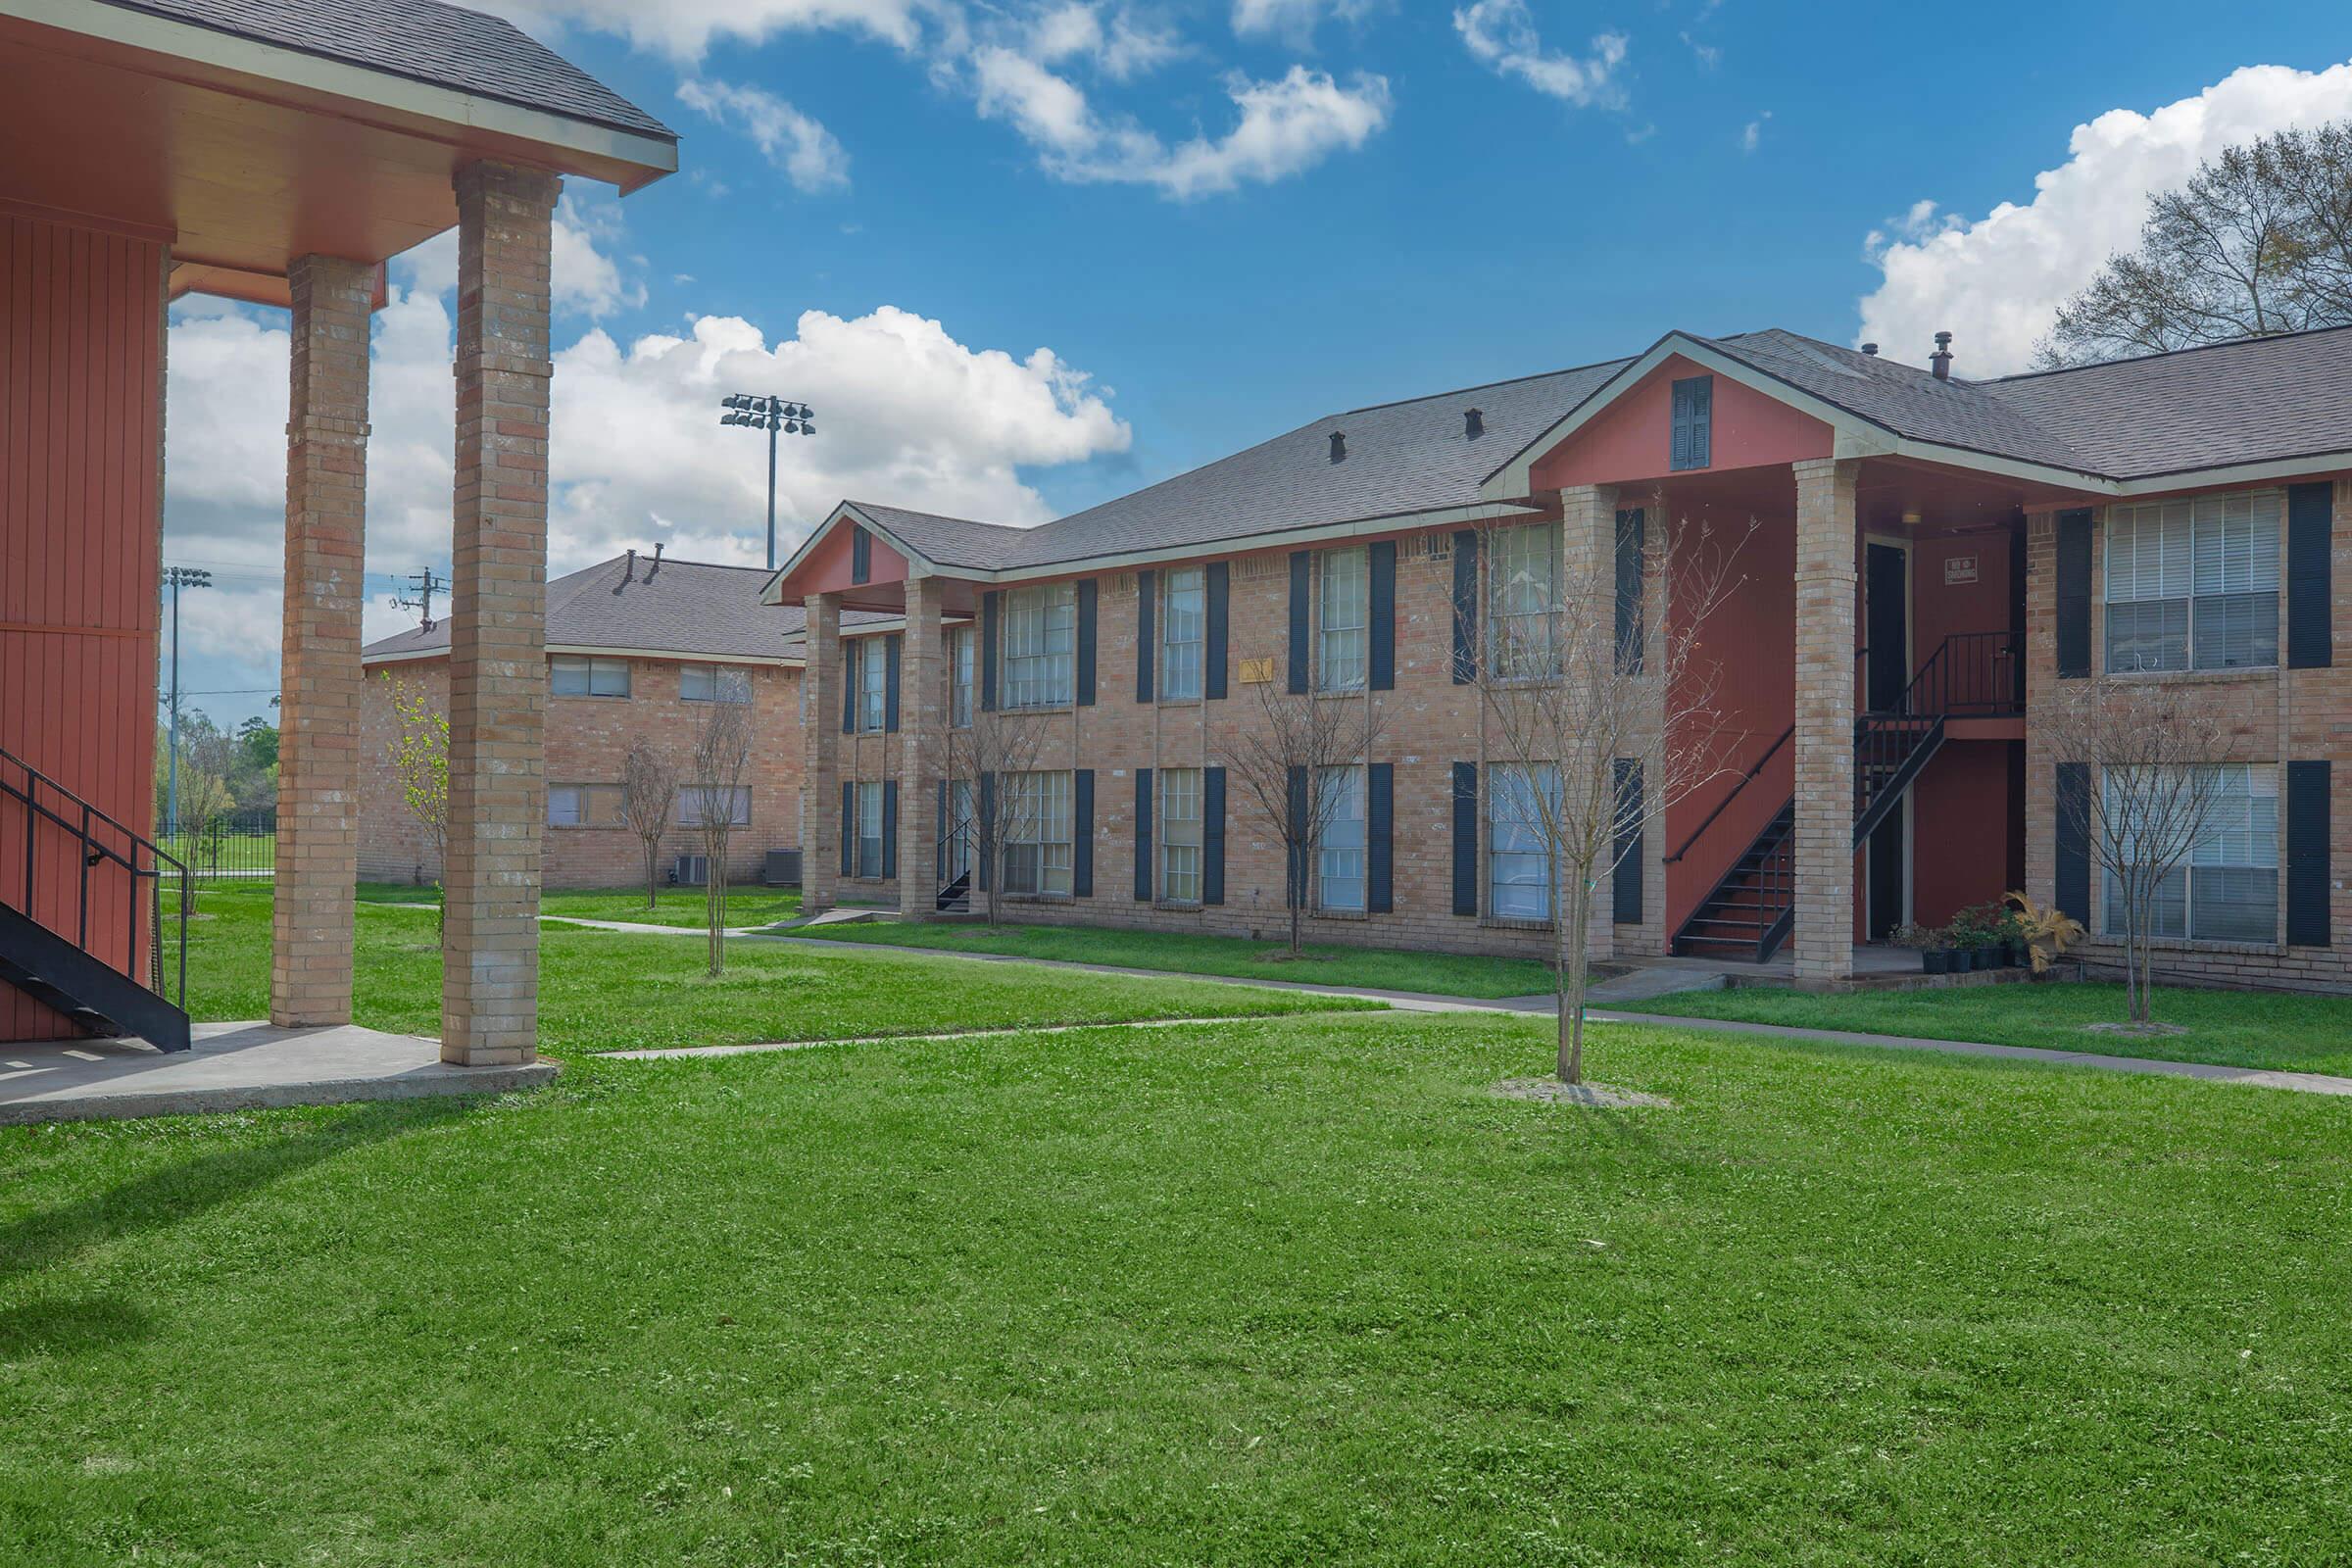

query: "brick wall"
xmin=360 ymin=655 xmax=806 ymax=891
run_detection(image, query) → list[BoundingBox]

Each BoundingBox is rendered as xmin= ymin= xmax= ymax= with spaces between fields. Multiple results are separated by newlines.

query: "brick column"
xmin=271 ymin=255 xmax=374 ymax=1027
xmin=442 ymin=160 xmax=558 ymax=1066
xmin=2021 ymin=509 xmax=2060 ymax=917
xmin=899 ymin=577 xmax=946 ymax=919
xmin=1792 ymin=458 xmax=1859 ymax=987
xmin=803 ymin=592 xmax=843 ymax=913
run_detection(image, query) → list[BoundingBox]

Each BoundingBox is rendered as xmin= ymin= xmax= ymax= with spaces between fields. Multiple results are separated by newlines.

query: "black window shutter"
xmin=976 ymin=773 xmax=994 ymax=892
xmin=1073 ymin=769 xmax=1095 ymax=896
xmin=1612 ymin=758 xmax=1643 ymax=925
xmin=839 ymin=780 xmax=854 ymax=878
xmin=1671 ymin=377 xmax=1712 ymax=471
xmin=1285 ymin=764 xmax=1308 ymax=908
xmin=980 ymin=592 xmax=1000 ymax=711
xmin=881 ymin=779 xmax=898 ymax=879
xmin=935 ymin=778 xmax=948 ymax=881
xmin=1287 ymin=551 xmax=1310 ymax=694
xmin=1203 ymin=766 xmax=1227 ymax=905
xmin=1205 ymin=562 xmax=1230 ymax=701
xmin=1367 ymin=762 xmax=1394 ymax=913
xmin=1135 ymin=569 xmax=1156 ymax=702
xmin=2054 ymin=761 xmax=2089 ymax=925
xmin=1614 ymin=508 xmax=1645 ymax=674
xmin=2055 ymin=510 xmax=2092 ymax=679
xmin=1369 ymin=539 xmax=1396 ymax=690
xmin=1134 ymin=768 xmax=1154 ymax=901
xmin=2287 ymin=482 xmax=2333 ymax=670
xmin=840 ymin=641 xmax=856 ymax=733
xmin=1450 ymin=762 xmax=1479 ymax=915
xmin=851 ymin=526 xmax=871 ymax=586
xmin=883 ymin=634 xmax=902 ymax=733
xmin=2288 ymin=760 xmax=2331 ymax=947
xmin=1076 ymin=579 xmax=1098 ymax=706
xmin=1450 ymin=530 xmax=1479 ymax=684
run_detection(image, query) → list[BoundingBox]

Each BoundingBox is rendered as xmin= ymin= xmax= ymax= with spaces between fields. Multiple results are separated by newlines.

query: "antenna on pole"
xmin=390 ymin=567 xmax=449 ymax=631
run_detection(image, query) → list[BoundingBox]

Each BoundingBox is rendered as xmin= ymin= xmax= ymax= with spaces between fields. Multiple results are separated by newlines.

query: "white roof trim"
xmin=762 ymin=501 xmax=948 ymax=606
xmin=365 ymin=644 xmax=802 ymax=668
xmin=14 ymin=0 xmax=677 ymax=187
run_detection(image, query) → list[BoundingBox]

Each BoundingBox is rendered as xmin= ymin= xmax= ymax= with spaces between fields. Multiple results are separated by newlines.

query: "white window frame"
xmin=946 ymin=777 xmax=975 ymax=881
xmin=2101 ymin=763 xmax=2278 ymax=944
xmin=681 ymin=663 xmax=753 ymax=704
xmin=1161 ymin=567 xmax=1205 ymax=702
xmin=951 ymin=626 xmax=975 ymax=729
xmin=1159 ymin=766 xmax=1203 ymax=905
xmin=675 ymin=785 xmax=752 ymax=828
xmin=547 ymin=783 xmax=618 ymax=828
xmin=1001 ymin=584 xmax=1076 ymax=710
xmin=1487 ymin=763 xmax=1558 ymax=922
xmin=2103 ymin=491 xmax=2281 ymax=674
xmin=854 ymin=638 xmax=889 ymax=732
xmin=856 ymin=780 xmax=885 ymax=879
xmin=1001 ymin=769 xmax=1074 ymax=897
xmin=551 ymin=654 xmax=630 ymax=698
xmin=1315 ymin=764 xmax=1366 ymax=913
xmin=1489 ymin=522 xmax=1560 ymax=680
xmin=1316 ymin=547 xmax=1369 ymax=693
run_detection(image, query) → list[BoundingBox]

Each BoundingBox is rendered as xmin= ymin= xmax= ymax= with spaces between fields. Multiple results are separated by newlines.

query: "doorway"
xmin=1864 ymin=540 xmax=1910 ymax=941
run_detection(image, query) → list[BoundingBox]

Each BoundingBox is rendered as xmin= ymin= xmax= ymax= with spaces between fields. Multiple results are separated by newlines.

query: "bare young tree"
xmin=1464 ymin=509 xmax=1751 ymax=1085
xmin=686 ymin=701 xmax=756 ymax=975
xmin=2038 ymin=120 xmax=2352 ymax=367
xmin=945 ymin=707 xmax=1050 ymax=927
xmin=384 ymin=676 xmax=449 ymax=940
xmin=2039 ymin=682 xmax=2237 ymax=1027
xmin=619 ymin=737 xmax=678 ymax=912
xmin=1219 ymin=683 xmax=1389 ymax=957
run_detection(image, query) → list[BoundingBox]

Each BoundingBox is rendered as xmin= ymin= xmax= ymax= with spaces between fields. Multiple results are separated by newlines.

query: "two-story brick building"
xmin=362 ymin=551 xmax=862 ymax=890
xmin=771 ymin=325 xmax=2351 ymax=994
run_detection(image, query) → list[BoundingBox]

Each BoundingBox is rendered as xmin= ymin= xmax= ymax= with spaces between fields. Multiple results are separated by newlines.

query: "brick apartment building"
xmin=362 ymin=552 xmax=850 ymax=891
xmin=770 ymin=325 xmax=2351 ymax=994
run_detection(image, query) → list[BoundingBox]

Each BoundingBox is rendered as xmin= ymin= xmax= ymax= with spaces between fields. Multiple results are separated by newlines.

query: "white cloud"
xmin=678 ymin=77 xmax=853 ymax=192
xmin=484 ymin=0 xmax=939 ymax=64
xmin=1453 ymin=0 xmax=1627 ymax=110
xmin=1740 ymin=110 xmax=1768 ymax=154
xmin=1028 ymin=3 xmax=1182 ymax=78
xmin=1230 ymin=0 xmax=1379 ymax=43
xmin=1857 ymin=61 xmax=2352 ymax=375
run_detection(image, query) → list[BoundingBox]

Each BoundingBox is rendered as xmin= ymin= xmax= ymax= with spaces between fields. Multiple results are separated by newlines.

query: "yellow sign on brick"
xmin=1238 ymin=656 xmax=1276 ymax=685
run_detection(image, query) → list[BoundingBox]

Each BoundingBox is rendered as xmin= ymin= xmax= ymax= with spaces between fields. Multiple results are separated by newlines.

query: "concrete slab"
xmin=0 ymin=1022 xmax=558 ymax=1126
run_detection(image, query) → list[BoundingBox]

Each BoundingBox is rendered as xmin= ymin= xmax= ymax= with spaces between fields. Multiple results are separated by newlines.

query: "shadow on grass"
xmin=0 ymin=1295 xmax=153 ymax=1358
xmin=0 ymin=1096 xmax=477 ymax=1285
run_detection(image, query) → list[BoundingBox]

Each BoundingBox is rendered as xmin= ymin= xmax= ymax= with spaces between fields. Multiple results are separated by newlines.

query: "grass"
xmin=792 ymin=916 xmax=1570 ymax=998
xmin=4 ymin=1009 xmax=2349 ymax=1563
xmin=355 ymin=882 xmax=805 ymax=929
xmin=168 ymin=885 xmax=1371 ymax=1054
xmin=1626 ymin=978 xmax=2352 ymax=1077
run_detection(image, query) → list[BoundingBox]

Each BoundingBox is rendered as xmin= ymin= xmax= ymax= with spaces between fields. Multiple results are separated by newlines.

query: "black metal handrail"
xmin=1665 ymin=724 xmax=1793 ymax=865
xmin=1888 ymin=630 xmax=2025 ymax=718
xmin=0 ymin=742 xmax=188 ymax=1013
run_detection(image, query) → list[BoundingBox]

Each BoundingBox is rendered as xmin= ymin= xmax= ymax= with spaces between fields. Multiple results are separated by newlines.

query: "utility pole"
xmin=390 ymin=566 xmax=448 ymax=631
xmin=161 ymin=565 xmax=213 ymax=834
xmin=718 ymin=394 xmax=816 ymax=570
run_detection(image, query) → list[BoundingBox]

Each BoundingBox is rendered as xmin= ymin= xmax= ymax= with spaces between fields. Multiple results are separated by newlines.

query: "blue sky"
xmin=157 ymin=0 xmax=2352 ymax=732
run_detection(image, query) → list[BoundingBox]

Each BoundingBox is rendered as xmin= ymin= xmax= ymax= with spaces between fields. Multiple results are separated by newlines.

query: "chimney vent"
xmin=1860 ymin=342 xmax=1879 ymax=357
xmin=623 ymin=547 xmax=636 ymax=582
xmin=1464 ymin=408 xmax=1485 ymax=439
xmin=649 ymin=542 xmax=664 ymax=577
xmin=1930 ymin=330 xmax=1953 ymax=381
xmin=1329 ymin=430 xmax=1347 ymax=463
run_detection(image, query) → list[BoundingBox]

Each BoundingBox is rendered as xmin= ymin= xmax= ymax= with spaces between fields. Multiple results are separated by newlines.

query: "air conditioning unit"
xmin=763 ymin=849 xmax=803 ymax=887
xmin=673 ymin=854 xmax=710 ymax=886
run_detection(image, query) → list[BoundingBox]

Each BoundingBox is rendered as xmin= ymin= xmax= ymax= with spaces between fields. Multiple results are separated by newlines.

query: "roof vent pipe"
xmin=623 ymin=547 xmax=636 ymax=582
xmin=1329 ymin=430 xmax=1347 ymax=463
xmin=1464 ymin=408 xmax=1484 ymax=439
xmin=650 ymin=541 xmax=664 ymax=577
xmin=1860 ymin=343 xmax=1879 ymax=357
xmin=1930 ymin=330 xmax=1953 ymax=380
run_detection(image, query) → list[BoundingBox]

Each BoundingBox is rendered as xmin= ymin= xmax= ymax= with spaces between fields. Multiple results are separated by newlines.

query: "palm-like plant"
xmin=2005 ymin=890 xmax=2083 ymax=976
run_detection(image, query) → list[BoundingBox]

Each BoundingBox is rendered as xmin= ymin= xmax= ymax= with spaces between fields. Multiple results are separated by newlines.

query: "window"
xmin=2104 ymin=491 xmax=2280 ymax=672
xmin=946 ymin=778 xmax=975 ymax=881
xmin=1489 ymin=523 xmax=1559 ymax=678
xmin=1317 ymin=548 xmax=1368 ymax=692
xmin=1002 ymin=583 xmax=1076 ymax=710
xmin=850 ymin=638 xmax=888 ymax=731
xmin=951 ymin=626 xmax=975 ymax=728
xmin=680 ymin=663 xmax=752 ymax=704
xmin=1159 ymin=767 xmax=1203 ymax=904
xmin=1161 ymin=567 xmax=1205 ymax=701
xmin=1488 ymin=763 xmax=1558 ymax=921
xmin=2102 ymin=764 xmax=2278 ymax=943
xmin=856 ymin=780 xmax=885 ymax=879
xmin=1316 ymin=765 xmax=1366 ymax=913
xmin=675 ymin=785 xmax=751 ymax=827
xmin=547 ymin=783 xmax=620 ymax=827
xmin=551 ymin=655 xmax=629 ymax=698
xmin=1001 ymin=770 xmax=1074 ymax=896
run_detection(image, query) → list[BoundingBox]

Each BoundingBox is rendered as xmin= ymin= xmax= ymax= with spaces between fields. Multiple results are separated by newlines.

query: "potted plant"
xmin=2005 ymin=891 xmax=2084 ymax=976
xmin=1945 ymin=908 xmax=1990 ymax=971
xmin=1892 ymin=921 xmax=1944 ymax=973
xmin=1968 ymin=903 xmax=2010 ymax=969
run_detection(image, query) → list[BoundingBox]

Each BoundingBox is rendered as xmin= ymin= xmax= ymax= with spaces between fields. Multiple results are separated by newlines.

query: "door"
xmin=1868 ymin=797 xmax=1906 ymax=942
xmin=1865 ymin=542 xmax=1909 ymax=712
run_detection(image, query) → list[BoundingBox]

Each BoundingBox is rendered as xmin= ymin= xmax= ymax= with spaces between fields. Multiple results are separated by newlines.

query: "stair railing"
xmin=0 ymin=743 xmax=189 ymax=1015
xmin=1889 ymin=630 xmax=2026 ymax=718
xmin=1665 ymin=724 xmax=1792 ymax=865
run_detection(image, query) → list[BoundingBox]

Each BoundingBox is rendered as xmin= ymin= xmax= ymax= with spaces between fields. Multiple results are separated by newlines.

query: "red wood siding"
xmin=0 ymin=212 xmax=167 ymax=1041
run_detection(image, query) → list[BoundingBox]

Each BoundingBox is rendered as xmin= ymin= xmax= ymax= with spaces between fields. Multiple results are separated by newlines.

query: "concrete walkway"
xmin=0 ymin=1022 xmax=558 ymax=1125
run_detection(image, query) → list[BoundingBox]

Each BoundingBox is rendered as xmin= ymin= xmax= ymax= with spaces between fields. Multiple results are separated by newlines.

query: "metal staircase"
xmin=0 ymin=744 xmax=192 ymax=1051
xmin=1671 ymin=633 xmax=2020 ymax=962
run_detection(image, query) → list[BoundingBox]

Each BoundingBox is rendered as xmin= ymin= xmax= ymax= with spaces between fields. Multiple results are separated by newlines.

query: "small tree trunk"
xmin=707 ymin=858 xmax=724 ymax=976
xmin=1559 ymin=887 xmax=1592 ymax=1085
xmin=1289 ymin=844 xmax=1304 ymax=956
xmin=644 ymin=843 xmax=659 ymax=911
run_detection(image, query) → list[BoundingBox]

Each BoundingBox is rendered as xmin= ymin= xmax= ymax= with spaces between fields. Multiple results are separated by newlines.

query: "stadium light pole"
xmin=717 ymin=394 xmax=816 ymax=570
xmin=161 ymin=564 xmax=213 ymax=834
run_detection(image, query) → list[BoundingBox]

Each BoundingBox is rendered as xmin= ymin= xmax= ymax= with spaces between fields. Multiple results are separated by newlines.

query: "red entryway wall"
xmin=0 ymin=210 xmax=167 ymax=1041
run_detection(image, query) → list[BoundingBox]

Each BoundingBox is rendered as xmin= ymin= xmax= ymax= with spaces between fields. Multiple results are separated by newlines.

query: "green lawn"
xmin=170 ymin=886 xmax=1370 ymax=1054
xmin=792 ymin=916 xmax=1569 ymax=998
xmin=1627 ymin=979 xmax=2352 ymax=1076
xmin=5 ymin=1009 xmax=2349 ymax=1563
xmin=355 ymin=882 xmax=805 ymax=929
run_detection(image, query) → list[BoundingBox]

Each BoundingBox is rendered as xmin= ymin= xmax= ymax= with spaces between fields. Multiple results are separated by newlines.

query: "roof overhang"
xmin=365 ymin=644 xmax=802 ymax=668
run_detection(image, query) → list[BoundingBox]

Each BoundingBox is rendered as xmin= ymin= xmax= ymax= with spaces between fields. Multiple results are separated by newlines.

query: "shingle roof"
xmin=363 ymin=555 xmax=885 ymax=663
xmin=100 ymin=0 xmax=675 ymax=139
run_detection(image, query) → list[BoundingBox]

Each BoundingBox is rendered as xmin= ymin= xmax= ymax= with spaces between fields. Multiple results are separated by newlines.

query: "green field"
xmin=355 ymin=881 xmax=804 ymax=929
